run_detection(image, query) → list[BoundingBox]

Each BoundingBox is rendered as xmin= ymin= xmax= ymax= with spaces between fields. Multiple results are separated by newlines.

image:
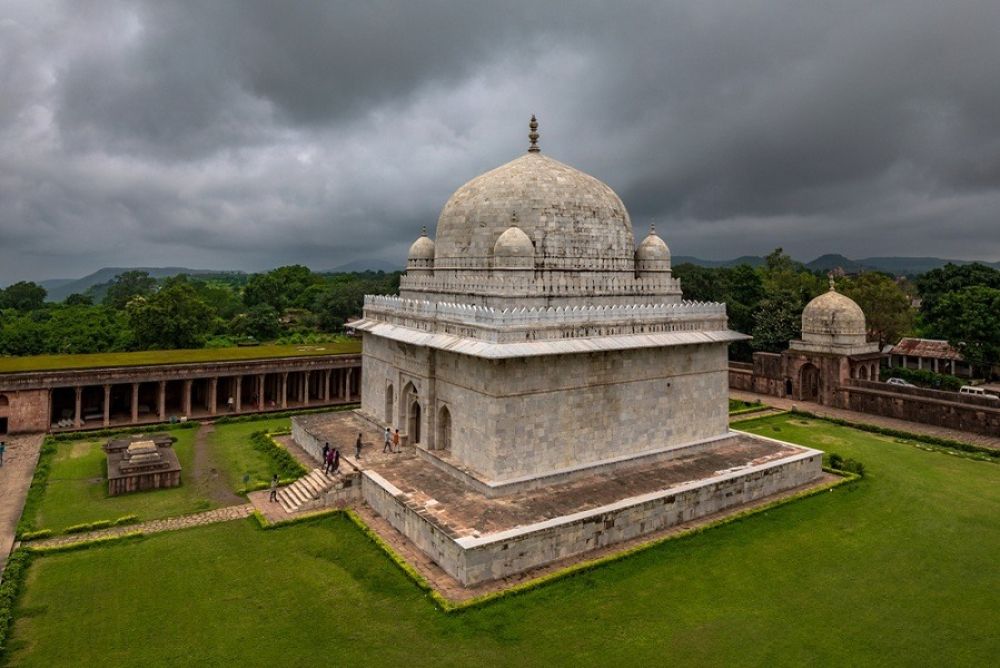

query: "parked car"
xmin=886 ymin=377 xmax=915 ymax=387
xmin=959 ymin=385 xmax=1000 ymax=401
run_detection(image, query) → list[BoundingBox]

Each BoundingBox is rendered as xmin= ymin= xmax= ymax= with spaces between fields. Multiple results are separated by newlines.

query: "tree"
xmin=916 ymin=263 xmax=1000 ymax=315
xmin=64 ymin=293 xmax=93 ymax=306
xmin=840 ymin=272 xmax=914 ymax=348
xmin=104 ymin=271 xmax=157 ymax=309
xmin=929 ymin=286 xmax=1000 ymax=376
xmin=229 ymin=304 xmax=282 ymax=341
xmin=751 ymin=291 xmax=801 ymax=353
xmin=126 ymin=282 xmax=214 ymax=349
xmin=0 ymin=281 xmax=47 ymax=311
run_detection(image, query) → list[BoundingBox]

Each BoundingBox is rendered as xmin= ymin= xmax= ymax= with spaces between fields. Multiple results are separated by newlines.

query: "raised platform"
xmin=292 ymin=411 xmax=823 ymax=586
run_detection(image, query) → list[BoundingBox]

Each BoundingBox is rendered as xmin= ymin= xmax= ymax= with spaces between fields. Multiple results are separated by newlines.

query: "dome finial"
xmin=649 ymin=223 xmax=656 ymax=235
xmin=828 ymin=273 xmax=836 ymax=292
xmin=421 ymin=225 xmax=427 ymax=237
xmin=528 ymin=115 xmax=540 ymax=153
xmin=511 ymin=211 xmax=519 ymax=225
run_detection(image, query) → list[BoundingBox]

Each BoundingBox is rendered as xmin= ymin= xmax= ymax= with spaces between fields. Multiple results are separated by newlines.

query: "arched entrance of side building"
xmin=798 ymin=363 xmax=820 ymax=402
xmin=408 ymin=400 xmax=422 ymax=444
xmin=436 ymin=406 xmax=451 ymax=451
xmin=0 ymin=394 xmax=8 ymax=435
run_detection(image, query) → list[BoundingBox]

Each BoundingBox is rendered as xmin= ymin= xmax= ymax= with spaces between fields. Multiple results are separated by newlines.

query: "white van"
xmin=959 ymin=386 xmax=999 ymax=401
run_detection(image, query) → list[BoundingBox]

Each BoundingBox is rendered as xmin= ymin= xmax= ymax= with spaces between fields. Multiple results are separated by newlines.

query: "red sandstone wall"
xmin=0 ymin=389 xmax=50 ymax=434
xmin=841 ymin=384 xmax=1000 ymax=437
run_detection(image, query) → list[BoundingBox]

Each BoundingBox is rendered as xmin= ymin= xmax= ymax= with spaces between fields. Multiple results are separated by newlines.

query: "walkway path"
xmin=0 ymin=434 xmax=43 ymax=571
xmin=28 ymin=504 xmax=254 ymax=550
xmin=730 ymin=390 xmax=1000 ymax=450
xmin=191 ymin=422 xmax=244 ymax=507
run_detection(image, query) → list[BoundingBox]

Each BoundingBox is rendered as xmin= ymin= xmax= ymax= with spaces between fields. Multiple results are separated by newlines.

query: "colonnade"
xmin=50 ymin=366 xmax=359 ymax=431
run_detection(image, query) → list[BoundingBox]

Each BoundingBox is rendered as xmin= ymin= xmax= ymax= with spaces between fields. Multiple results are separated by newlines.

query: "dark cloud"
xmin=2 ymin=0 xmax=999 ymax=285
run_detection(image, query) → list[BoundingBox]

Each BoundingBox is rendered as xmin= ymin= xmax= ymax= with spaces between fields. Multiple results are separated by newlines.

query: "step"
xmin=303 ymin=473 xmax=328 ymax=494
xmin=310 ymin=471 xmax=333 ymax=490
xmin=286 ymin=485 xmax=311 ymax=505
xmin=278 ymin=496 xmax=296 ymax=514
xmin=296 ymin=476 xmax=321 ymax=496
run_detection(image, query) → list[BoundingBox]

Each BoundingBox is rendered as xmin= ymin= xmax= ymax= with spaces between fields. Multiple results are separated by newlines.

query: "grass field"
xmin=207 ymin=417 xmax=299 ymax=491
xmin=27 ymin=417 xmax=297 ymax=533
xmin=7 ymin=414 xmax=999 ymax=666
xmin=0 ymin=341 xmax=361 ymax=374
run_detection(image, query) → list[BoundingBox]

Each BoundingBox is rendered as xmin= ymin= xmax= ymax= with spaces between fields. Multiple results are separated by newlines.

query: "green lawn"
xmin=28 ymin=417 xmax=299 ymax=532
xmin=32 ymin=428 xmax=214 ymax=531
xmin=0 ymin=341 xmax=360 ymax=374
xmin=7 ymin=414 xmax=999 ymax=666
xmin=207 ymin=417 xmax=298 ymax=491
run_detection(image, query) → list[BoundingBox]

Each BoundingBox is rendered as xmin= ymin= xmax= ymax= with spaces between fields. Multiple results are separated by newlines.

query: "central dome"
xmin=801 ymin=284 xmax=867 ymax=343
xmin=433 ymin=151 xmax=635 ymax=269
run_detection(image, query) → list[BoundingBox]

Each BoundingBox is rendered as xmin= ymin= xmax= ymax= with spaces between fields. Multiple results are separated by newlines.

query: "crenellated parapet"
xmin=356 ymin=294 xmax=729 ymax=344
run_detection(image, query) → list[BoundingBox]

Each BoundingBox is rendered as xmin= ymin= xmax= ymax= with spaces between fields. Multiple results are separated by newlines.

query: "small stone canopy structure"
xmin=731 ymin=279 xmax=884 ymax=406
xmin=105 ymin=434 xmax=181 ymax=496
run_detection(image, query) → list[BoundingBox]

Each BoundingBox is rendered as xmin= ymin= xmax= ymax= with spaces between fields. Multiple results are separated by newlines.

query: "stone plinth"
xmin=105 ymin=434 xmax=182 ymax=496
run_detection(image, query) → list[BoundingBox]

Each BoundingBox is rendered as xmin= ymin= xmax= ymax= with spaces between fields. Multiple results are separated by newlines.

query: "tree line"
xmin=675 ymin=249 xmax=999 ymax=377
xmin=0 ymin=267 xmax=400 ymax=355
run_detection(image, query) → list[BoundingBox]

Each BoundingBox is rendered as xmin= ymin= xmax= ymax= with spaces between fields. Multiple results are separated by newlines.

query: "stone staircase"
xmin=276 ymin=469 xmax=339 ymax=514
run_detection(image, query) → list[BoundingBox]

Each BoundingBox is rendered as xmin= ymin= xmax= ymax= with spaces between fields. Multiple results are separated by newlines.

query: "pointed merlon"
xmin=528 ymin=115 xmax=540 ymax=153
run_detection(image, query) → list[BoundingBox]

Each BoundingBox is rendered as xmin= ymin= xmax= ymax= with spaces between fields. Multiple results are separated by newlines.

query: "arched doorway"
xmin=859 ymin=365 xmax=869 ymax=380
xmin=799 ymin=364 xmax=820 ymax=402
xmin=385 ymin=383 xmax=394 ymax=425
xmin=0 ymin=394 xmax=8 ymax=435
xmin=436 ymin=406 xmax=451 ymax=451
xmin=409 ymin=401 xmax=422 ymax=444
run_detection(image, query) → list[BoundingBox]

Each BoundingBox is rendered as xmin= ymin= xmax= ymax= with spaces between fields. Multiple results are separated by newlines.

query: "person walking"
xmin=332 ymin=448 xmax=340 ymax=474
xmin=355 ymin=433 xmax=363 ymax=460
xmin=325 ymin=447 xmax=335 ymax=474
xmin=383 ymin=427 xmax=392 ymax=453
xmin=322 ymin=441 xmax=330 ymax=465
xmin=392 ymin=429 xmax=400 ymax=453
xmin=268 ymin=474 xmax=278 ymax=502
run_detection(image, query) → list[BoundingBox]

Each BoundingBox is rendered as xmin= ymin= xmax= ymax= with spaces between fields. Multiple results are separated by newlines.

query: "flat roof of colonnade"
xmin=0 ymin=342 xmax=362 ymax=375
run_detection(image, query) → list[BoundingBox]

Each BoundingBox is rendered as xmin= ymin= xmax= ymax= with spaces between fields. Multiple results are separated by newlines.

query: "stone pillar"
xmin=303 ymin=371 xmax=311 ymax=407
xmin=257 ymin=374 xmax=265 ymax=411
xmin=182 ymin=379 xmax=193 ymax=417
xmin=281 ymin=373 xmax=288 ymax=409
xmin=208 ymin=377 xmax=218 ymax=415
xmin=346 ymin=368 xmax=354 ymax=400
xmin=917 ymin=357 xmax=923 ymax=370
xmin=74 ymin=386 xmax=82 ymax=428
xmin=342 ymin=369 xmax=349 ymax=400
xmin=103 ymin=384 xmax=111 ymax=427
xmin=158 ymin=381 xmax=166 ymax=421
xmin=235 ymin=376 xmax=242 ymax=413
xmin=131 ymin=383 xmax=139 ymax=424
xmin=323 ymin=369 xmax=331 ymax=403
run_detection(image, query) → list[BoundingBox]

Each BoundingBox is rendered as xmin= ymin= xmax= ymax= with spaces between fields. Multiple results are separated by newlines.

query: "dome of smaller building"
xmin=408 ymin=227 xmax=435 ymax=260
xmin=636 ymin=225 xmax=670 ymax=262
xmin=801 ymin=280 xmax=867 ymax=341
xmin=494 ymin=223 xmax=534 ymax=258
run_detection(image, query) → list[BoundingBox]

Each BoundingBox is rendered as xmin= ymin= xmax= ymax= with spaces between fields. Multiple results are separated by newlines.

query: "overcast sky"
xmin=2 ymin=1 xmax=999 ymax=285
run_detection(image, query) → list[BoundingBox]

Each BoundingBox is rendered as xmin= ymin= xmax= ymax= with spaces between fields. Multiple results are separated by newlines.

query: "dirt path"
xmin=0 ymin=433 xmax=43 ymax=572
xmin=191 ymin=423 xmax=244 ymax=507
xmin=730 ymin=390 xmax=1000 ymax=450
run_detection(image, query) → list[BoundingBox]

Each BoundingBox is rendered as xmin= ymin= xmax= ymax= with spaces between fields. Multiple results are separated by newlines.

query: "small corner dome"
xmin=408 ymin=231 xmax=435 ymax=260
xmin=636 ymin=228 xmax=670 ymax=261
xmin=801 ymin=285 xmax=866 ymax=338
xmin=494 ymin=225 xmax=534 ymax=257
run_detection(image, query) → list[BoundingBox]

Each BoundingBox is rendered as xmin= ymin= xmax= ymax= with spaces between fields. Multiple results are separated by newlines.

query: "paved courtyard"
xmin=0 ymin=433 xmax=43 ymax=571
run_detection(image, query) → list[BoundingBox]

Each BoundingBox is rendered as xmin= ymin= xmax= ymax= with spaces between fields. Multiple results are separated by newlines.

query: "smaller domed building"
xmin=733 ymin=279 xmax=884 ymax=406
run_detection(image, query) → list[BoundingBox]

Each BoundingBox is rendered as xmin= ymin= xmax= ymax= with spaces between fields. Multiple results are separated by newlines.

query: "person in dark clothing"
xmin=322 ymin=442 xmax=330 ymax=465
xmin=332 ymin=448 xmax=340 ymax=474
xmin=324 ymin=447 xmax=335 ymax=474
xmin=268 ymin=474 xmax=279 ymax=502
xmin=355 ymin=433 xmax=363 ymax=460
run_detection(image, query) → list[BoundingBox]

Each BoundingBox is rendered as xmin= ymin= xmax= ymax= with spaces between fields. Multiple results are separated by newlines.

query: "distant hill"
xmin=673 ymin=254 xmax=999 ymax=276
xmin=325 ymin=259 xmax=400 ymax=273
xmin=41 ymin=267 xmax=247 ymax=302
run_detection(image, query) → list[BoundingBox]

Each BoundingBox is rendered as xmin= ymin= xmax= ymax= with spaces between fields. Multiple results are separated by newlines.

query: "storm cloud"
xmin=2 ymin=0 xmax=999 ymax=284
